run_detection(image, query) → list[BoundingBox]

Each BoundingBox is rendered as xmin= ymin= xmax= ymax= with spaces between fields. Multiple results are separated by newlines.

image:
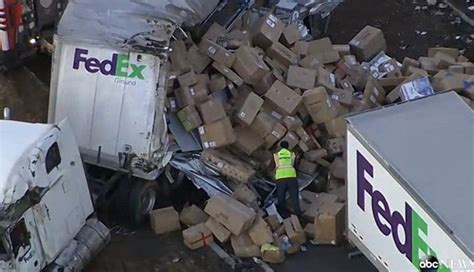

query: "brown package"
xmin=248 ymin=217 xmax=273 ymax=246
xmin=198 ymin=99 xmax=227 ymax=124
xmin=209 ymin=75 xmax=227 ymax=93
xmin=266 ymin=42 xmax=298 ymax=67
xmin=202 ymin=23 xmax=227 ymax=42
xmin=188 ymin=45 xmax=212 ymax=74
xmin=182 ymin=223 xmax=214 ymax=250
xmin=304 ymin=149 xmax=328 ymax=162
xmin=178 ymin=69 xmax=198 ymax=87
xmin=199 ymin=117 xmax=236 ymax=149
xmin=261 ymin=244 xmax=286 ymax=264
xmin=280 ymin=24 xmax=301 ymax=46
xmin=177 ymin=105 xmax=203 ymax=132
xmin=205 ymin=217 xmax=231 ymax=243
xmin=180 ymin=205 xmax=209 ymax=226
xmin=287 ymin=65 xmax=317 ymax=90
xmin=327 ymin=137 xmax=345 ymax=155
xmin=314 ymin=202 xmax=345 ymax=245
xmin=201 ymin=149 xmax=256 ymax=184
xmin=204 ymin=194 xmax=256 ymax=236
xmin=265 ymin=80 xmax=302 ymax=115
xmin=231 ymin=233 xmax=261 ymax=257
xmin=254 ymin=71 xmax=277 ymax=95
xmin=349 ymin=25 xmax=387 ymax=61
xmin=232 ymin=46 xmax=270 ymax=86
xmin=212 ymin=61 xmax=244 ymax=86
xmin=264 ymin=215 xmax=281 ymax=231
xmin=199 ymin=39 xmax=235 ymax=68
xmin=279 ymin=131 xmax=299 ymax=150
xmin=252 ymin=13 xmax=285 ymax=48
xmin=236 ymin=91 xmax=264 ymax=125
xmin=307 ymin=37 xmax=340 ymax=64
xmin=325 ymin=116 xmax=347 ymax=138
xmin=330 ymin=157 xmax=346 ymax=180
xmin=150 ymin=207 xmax=181 ymax=235
xmin=234 ymin=126 xmax=265 ymax=156
xmin=283 ymin=215 xmax=307 ymax=244
xmin=233 ymin=184 xmax=258 ymax=205
xmin=264 ymin=122 xmax=288 ymax=149
xmin=250 ymin=111 xmax=278 ymax=137
xmin=297 ymin=158 xmax=318 ymax=175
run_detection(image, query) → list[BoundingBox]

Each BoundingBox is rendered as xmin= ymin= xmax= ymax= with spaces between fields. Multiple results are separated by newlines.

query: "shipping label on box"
xmin=400 ymin=76 xmax=435 ymax=102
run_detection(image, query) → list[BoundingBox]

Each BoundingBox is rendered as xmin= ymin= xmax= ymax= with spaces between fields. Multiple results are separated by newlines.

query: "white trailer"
xmin=0 ymin=119 xmax=110 ymax=271
xmin=47 ymin=0 xmax=220 ymax=223
xmin=346 ymin=92 xmax=473 ymax=271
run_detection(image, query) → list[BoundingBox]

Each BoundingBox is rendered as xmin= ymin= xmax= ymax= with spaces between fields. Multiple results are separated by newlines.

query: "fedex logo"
xmin=72 ymin=48 xmax=146 ymax=79
xmin=357 ymin=151 xmax=450 ymax=271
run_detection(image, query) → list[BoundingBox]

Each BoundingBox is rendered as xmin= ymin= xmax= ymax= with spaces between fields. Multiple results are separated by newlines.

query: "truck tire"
xmin=128 ymin=180 xmax=157 ymax=225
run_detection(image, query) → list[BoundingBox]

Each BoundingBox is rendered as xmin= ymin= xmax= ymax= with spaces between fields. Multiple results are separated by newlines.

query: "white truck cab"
xmin=0 ymin=119 xmax=109 ymax=271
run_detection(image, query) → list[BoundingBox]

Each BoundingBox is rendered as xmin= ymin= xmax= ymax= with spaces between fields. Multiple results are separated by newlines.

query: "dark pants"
xmin=276 ymin=178 xmax=301 ymax=216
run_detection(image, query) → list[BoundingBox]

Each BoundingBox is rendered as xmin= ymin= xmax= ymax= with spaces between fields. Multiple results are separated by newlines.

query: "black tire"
xmin=128 ymin=180 xmax=158 ymax=225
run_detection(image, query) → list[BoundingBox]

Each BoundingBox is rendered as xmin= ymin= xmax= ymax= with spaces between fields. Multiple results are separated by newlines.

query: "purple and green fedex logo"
xmin=357 ymin=151 xmax=450 ymax=272
xmin=72 ymin=48 xmax=146 ymax=80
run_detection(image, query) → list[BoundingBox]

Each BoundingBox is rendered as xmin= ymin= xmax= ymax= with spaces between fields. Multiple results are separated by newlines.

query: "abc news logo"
xmin=419 ymin=255 xmax=440 ymax=271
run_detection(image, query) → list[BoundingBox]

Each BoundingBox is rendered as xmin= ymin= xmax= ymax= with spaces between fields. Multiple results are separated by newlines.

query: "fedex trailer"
xmin=347 ymin=92 xmax=473 ymax=271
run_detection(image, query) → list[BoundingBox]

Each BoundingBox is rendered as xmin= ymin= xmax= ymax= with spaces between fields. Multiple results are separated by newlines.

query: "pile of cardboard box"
xmin=163 ymin=9 xmax=473 ymax=262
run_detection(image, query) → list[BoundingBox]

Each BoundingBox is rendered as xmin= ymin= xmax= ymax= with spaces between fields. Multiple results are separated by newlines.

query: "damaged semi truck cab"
xmin=0 ymin=120 xmax=109 ymax=271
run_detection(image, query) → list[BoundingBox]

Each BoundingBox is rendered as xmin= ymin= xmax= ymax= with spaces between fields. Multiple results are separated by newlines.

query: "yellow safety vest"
xmin=275 ymin=148 xmax=297 ymax=180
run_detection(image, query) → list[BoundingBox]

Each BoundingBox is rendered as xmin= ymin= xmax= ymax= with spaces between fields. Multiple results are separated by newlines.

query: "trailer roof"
xmin=57 ymin=0 xmax=219 ymax=50
xmin=347 ymin=92 xmax=474 ymax=255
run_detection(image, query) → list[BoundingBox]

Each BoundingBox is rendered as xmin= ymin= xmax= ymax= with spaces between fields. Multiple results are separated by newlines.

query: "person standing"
xmin=274 ymin=140 xmax=301 ymax=216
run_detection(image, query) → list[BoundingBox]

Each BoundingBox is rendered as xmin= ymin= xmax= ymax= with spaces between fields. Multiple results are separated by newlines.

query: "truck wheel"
xmin=128 ymin=180 xmax=157 ymax=225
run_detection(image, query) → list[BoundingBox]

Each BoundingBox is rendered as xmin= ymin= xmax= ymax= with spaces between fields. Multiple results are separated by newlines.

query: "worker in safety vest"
xmin=274 ymin=140 xmax=301 ymax=216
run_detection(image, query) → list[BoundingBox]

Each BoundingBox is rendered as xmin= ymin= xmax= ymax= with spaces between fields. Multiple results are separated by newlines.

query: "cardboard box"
xmin=418 ymin=57 xmax=439 ymax=75
xmin=300 ymin=54 xmax=322 ymax=70
xmin=209 ymin=75 xmax=227 ymax=93
xmin=401 ymin=57 xmax=420 ymax=75
xmin=433 ymin=52 xmax=456 ymax=69
xmin=327 ymin=137 xmax=345 ymax=155
xmin=307 ymin=38 xmax=340 ymax=64
xmin=264 ymin=122 xmax=288 ymax=149
xmin=261 ymin=100 xmax=285 ymax=121
xmin=378 ymin=76 xmax=407 ymax=90
xmin=170 ymin=40 xmax=192 ymax=73
xmin=183 ymin=223 xmax=214 ymax=250
xmin=180 ymin=205 xmax=209 ymax=226
xmin=264 ymin=215 xmax=281 ymax=231
xmin=248 ymin=217 xmax=273 ymax=246
xmin=261 ymin=244 xmax=286 ymax=264
xmin=363 ymin=76 xmax=386 ymax=105
xmin=198 ymin=99 xmax=226 ymax=124
xmin=283 ymin=215 xmax=307 ymax=244
xmin=349 ymin=25 xmax=386 ymax=61
xmin=204 ymin=194 xmax=256 ymax=235
xmin=303 ymin=193 xmax=339 ymax=222
xmin=432 ymin=70 xmax=474 ymax=92
xmin=201 ymin=149 xmax=256 ymax=184
xmin=281 ymin=24 xmax=301 ymax=46
xmin=330 ymin=157 xmax=346 ymax=180
xmin=254 ymin=71 xmax=277 ymax=95
xmin=304 ymin=223 xmax=315 ymax=240
xmin=314 ymin=202 xmax=345 ymax=245
xmin=177 ymin=105 xmax=203 ymax=132
xmin=427 ymin=47 xmax=459 ymax=58
xmin=330 ymin=89 xmax=353 ymax=106
xmin=283 ymin=115 xmax=303 ymax=131
xmin=317 ymin=67 xmax=336 ymax=92
xmin=199 ymin=39 xmax=235 ymax=68
xmin=188 ymin=45 xmax=212 ymax=74
xmin=400 ymin=76 xmax=434 ymax=102
xmin=250 ymin=111 xmax=278 ymax=137
xmin=231 ymin=233 xmax=261 ymax=257
xmin=199 ymin=117 xmax=236 ymax=149
xmin=347 ymin=64 xmax=370 ymax=90
xmin=253 ymin=13 xmax=285 ymax=48
xmin=212 ymin=61 xmax=244 ymax=87
xmin=293 ymin=41 xmax=309 ymax=57
xmin=297 ymin=158 xmax=318 ymax=175
xmin=178 ymin=69 xmax=198 ymax=87
xmin=202 ymin=23 xmax=227 ymax=42
xmin=232 ymin=45 xmax=270 ymax=86
xmin=266 ymin=42 xmax=298 ymax=67
xmin=325 ymin=116 xmax=347 ymax=138
xmin=150 ymin=207 xmax=181 ymax=234
xmin=279 ymin=131 xmax=299 ymax=150
xmin=205 ymin=217 xmax=231 ymax=243
xmin=303 ymin=88 xmax=338 ymax=124
xmin=227 ymin=29 xmax=252 ymax=47
xmin=233 ymin=184 xmax=258 ymax=205
xmin=236 ymin=91 xmax=264 ymax=125
xmin=333 ymin=44 xmax=351 ymax=57
xmin=265 ymin=80 xmax=302 ymax=115
xmin=385 ymin=71 xmax=429 ymax=103
xmin=295 ymin=127 xmax=311 ymax=143
xmin=303 ymin=148 xmax=328 ymax=162
xmin=234 ymin=126 xmax=265 ymax=155
xmin=379 ymin=59 xmax=402 ymax=78
xmin=287 ymin=65 xmax=317 ymax=90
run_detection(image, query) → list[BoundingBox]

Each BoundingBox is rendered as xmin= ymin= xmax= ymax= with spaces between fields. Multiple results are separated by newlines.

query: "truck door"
xmin=10 ymin=213 xmax=43 ymax=272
